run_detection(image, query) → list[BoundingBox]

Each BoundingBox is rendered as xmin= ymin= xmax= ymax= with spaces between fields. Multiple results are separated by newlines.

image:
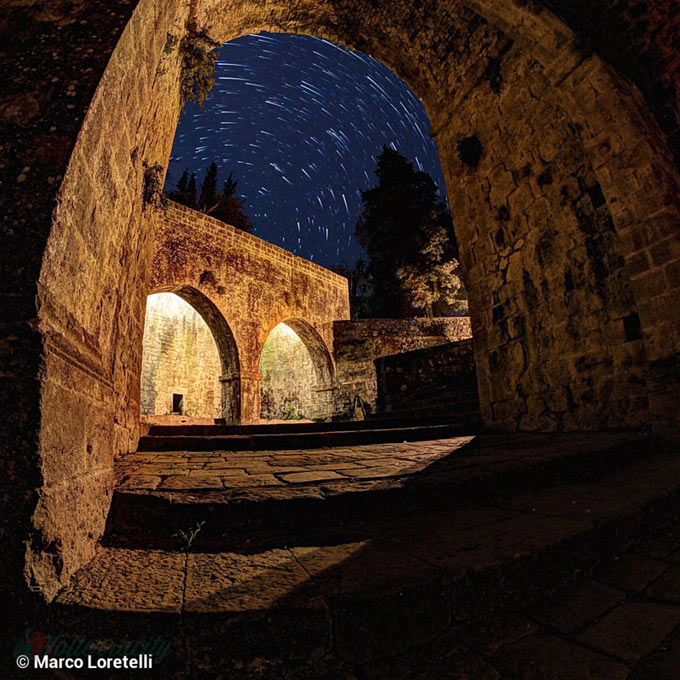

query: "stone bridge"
xmin=149 ymin=201 xmax=350 ymax=424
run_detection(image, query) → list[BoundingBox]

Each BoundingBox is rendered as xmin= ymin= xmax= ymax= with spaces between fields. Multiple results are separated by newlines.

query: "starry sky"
xmin=166 ymin=32 xmax=448 ymax=268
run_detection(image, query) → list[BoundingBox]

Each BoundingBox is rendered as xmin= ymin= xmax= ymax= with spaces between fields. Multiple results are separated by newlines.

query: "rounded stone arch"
xmin=16 ymin=0 xmax=680 ymax=599
xmin=149 ymin=284 xmax=242 ymax=423
xmin=36 ymin=0 xmax=679 ymax=439
xmin=258 ymin=317 xmax=336 ymax=421
xmin=280 ymin=318 xmax=336 ymax=389
xmin=186 ymin=2 xmax=680 ymax=433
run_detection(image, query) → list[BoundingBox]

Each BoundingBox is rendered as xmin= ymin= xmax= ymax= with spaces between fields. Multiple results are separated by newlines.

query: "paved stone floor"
xmin=117 ymin=436 xmax=477 ymax=491
xmin=116 ymin=431 xmax=639 ymax=494
xmin=175 ymin=519 xmax=680 ymax=680
xmin=60 ymin=434 xmax=680 ymax=679
xmin=366 ymin=522 xmax=680 ymax=680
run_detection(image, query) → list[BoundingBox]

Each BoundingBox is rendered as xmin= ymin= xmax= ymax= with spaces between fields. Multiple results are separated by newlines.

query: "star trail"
xmin=166 ymin=32 xmax=448 ymax=268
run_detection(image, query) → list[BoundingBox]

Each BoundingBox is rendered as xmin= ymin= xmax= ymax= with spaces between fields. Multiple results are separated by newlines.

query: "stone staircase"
xmin=50 ymin=427 xmax=680 ymax=678
xmin=136 ymin=414 xmax=481 ymax=451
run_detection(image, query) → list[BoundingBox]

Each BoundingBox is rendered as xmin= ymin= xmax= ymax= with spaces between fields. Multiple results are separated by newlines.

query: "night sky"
xmin=166 ymin=32 xmax=448 ymax=268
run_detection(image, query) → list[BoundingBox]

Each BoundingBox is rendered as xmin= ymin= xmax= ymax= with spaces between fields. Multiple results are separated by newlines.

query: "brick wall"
xmin=153 ymin=201 xmax=349 ymax=425
xmin=334 ymin=318 xmax=473 ymax=417
xmin=375 ymin=340 xmax=479 ymax=420
xmin=260 ymin=323 xmax=316 ymax=420
xmin=140 ymin=293 xmax=221 ymax=419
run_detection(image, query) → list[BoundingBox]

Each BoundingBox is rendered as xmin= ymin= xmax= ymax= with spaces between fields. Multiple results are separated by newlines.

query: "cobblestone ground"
xmin=116 ymin=432 xmax=637 ymax=494
xmin=362 ymin=522 xmax=680 ymax=680
xmin=71 ymin=433 xmax=680 ymax=679
xmin=117 ymin=437 xmax=477 ymax=491
xmin=164 ymin=518 xmax=680 ymax=680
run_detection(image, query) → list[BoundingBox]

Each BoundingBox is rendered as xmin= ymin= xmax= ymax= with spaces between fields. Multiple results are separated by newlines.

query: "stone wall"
xmin=438 ymin=40 xmax=652 ymax=432
xmin=375 ymin=340 xmax=479 ymax=420
xmin=334 ymin=318 xmax=472 ymax=417
xmin=8 ymin=0 xmax=189 ymax=604
xmin=140 ymin=293 xmax=222 ymax=419
xmin=538 ymin=0 xmax=680 ymax=171
xmin=153 ymin=201 xmax=349 ymax=424
xmin=260 ymin=323 xmax=316 ymax=421
xmin=188 ymin=0 xmax=680 ymax=436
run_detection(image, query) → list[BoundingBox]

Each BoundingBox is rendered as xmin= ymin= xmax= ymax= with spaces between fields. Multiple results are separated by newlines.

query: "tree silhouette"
xmin=331 ymin=259 xmax=374 ymax=319
xmin=187 ymin=172 xmax=197 ymax=208
xmin=198 ymin=161 xmax=219 ymax=212
xmin=167 ymin=169 xmax=197 ymax=207
xmin=355 ymin=146 xmax=465 ymax=317
xmin=211 ymin=172 xmax=253 ymax=232
xmin=166 ymin=164 xmax=253 ymax=232
xmin=173 ymin=169 xmax=189 ymax=198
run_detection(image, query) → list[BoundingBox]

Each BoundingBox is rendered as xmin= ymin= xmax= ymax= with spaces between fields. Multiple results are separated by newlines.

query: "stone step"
xmin=383 ymin=388 xmax=479 ymax=407
xmin=149 ymin=414 xmax=467 ymax=436
xmin=382 ymin=399 xmax=480 ymax=418
xmin=55 ymin=445 xmax=680 ymax=675
xmin=379 ymin=388 xmax=480 ymax=413
xmin=107 ymin=431 xmax=651 ymax=553
xmin=380 ymin=405 xmax=481 ymax=425
xmin=137 ymin=421 xmax=481 ymax=452
xmin=385 ymin=381 xmax=478 ymax=398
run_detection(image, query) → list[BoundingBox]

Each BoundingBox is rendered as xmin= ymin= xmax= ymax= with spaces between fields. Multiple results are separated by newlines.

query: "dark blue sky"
xmin=166 ymin=32 xmax=447 ymax=268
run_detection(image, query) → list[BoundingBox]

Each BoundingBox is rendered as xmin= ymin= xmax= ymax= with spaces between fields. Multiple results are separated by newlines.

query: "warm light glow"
xmin=270 ymin=322 xmax=298 ymax=340
xmin=146 ymin=292 xmax=196 ymax=317
xmin=141 ymin=292 xmax=222 ymax=419
xmin=260 ymin=321 xmax=316 ymax=421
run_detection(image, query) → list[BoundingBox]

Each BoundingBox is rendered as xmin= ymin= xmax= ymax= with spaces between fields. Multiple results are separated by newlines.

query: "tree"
xmin=187 ymin=172 xmax=197 ymax=208
xmin=167 ymin=169 xmax=197 ymax=208
xmin=166 ymin=164 xmax=253 ymax=232
xmin=170 ymin=168 xmax=189 ymax=199
xmin=355 ymin=146 xmax=466 ymax=317
xmin=198 ymin=161 xmax=219 ymax=212
xmin=397 ymin=224 xmax=467 ymax=317
xmin=210 ymin=172 xmax=253 ymax=232
xmin=331 ymin=259 xmax=374 ymax=319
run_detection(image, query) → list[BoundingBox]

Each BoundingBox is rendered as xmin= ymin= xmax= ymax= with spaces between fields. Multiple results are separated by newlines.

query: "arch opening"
xmin=259 ymin=320 xmax=335 ymax=422
xmin=142 ymin=287 xmax=241 ymax=423
xmin=17 ymin=0 xmax=680 ymax=601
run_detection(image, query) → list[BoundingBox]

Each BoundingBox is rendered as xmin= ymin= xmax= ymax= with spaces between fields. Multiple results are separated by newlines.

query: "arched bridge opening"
xmin=142 ymin=285 xmax=242 ymax=424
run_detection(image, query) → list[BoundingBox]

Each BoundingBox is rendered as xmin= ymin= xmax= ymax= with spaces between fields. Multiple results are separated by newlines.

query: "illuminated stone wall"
xmin=334 ymin=318 xmax=473 ymax=417
xmin=260 ymin=323 xmax=316 ymax=420
xmin=140 ymin=293 xmax=221 ymax=419
xmin=152 ymin=202 xmax=348 ymax=425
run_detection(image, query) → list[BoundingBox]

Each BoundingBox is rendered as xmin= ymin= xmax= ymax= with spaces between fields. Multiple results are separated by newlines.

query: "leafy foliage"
xmin=354 ymin=146 xmax=466 ymax=317
xmin=397 ymin=224 xmax=467 ymax=317
xmin=281 ymin=404 xmax=299 ymax=421
xmin=142 ymin=162 xmax=168 ymax=211
xmin=163 ymin=32 xmax=179 ymax=54
xmin=179 ymin=22 xmax=220 ymax=112
xmin=173 ymin=521 xmax=205 ymax=551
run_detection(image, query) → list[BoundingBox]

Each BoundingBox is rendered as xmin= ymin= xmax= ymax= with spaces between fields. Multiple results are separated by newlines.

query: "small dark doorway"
xmin=172 ymin=393 xmax=184 ymax=415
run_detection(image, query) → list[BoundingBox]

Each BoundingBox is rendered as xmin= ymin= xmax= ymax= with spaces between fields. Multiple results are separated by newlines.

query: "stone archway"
xmin=38 ymin=0 xmax=680 ymax=442
xmin=284 ymin=318 xmax=335 ymax=389
xmin=259 ymin=318 xmax=336 ymax=422
xmin=146 ymin=285 xmax=242 ymax=423
xmin=4 ymin=0 xmax=678 ymax=601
